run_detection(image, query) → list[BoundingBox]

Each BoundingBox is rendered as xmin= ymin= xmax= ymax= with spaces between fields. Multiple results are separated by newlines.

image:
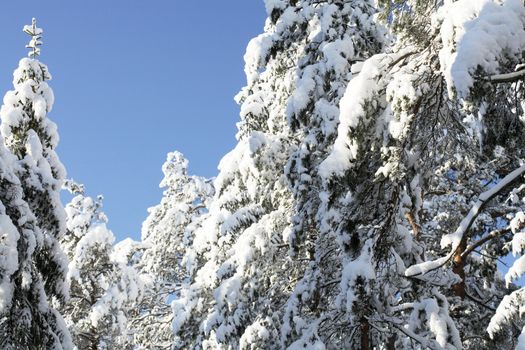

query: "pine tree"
xmin=0 ymin=18 xmax=73 ymax=349
xmin=279 ymin=1 xmax=387 ymax=347
xmin=172 ymin=1 xmax=384 ymax=348
xmin=60 ymin=180 xmax=143 ymax=349
xmin=132 ymin=151 xmax=213 ymax=349
xmin=304 ymin=0 xmax=525 ymax=348
xmin=173 ymin=0 xmax=525 ymax=348
xmin=392 ymin=0 xmax=525 ymax=347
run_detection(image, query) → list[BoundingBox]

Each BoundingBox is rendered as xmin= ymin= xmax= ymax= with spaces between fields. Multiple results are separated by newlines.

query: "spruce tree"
xmin=0 ymin=18 xmax=72 ymax=349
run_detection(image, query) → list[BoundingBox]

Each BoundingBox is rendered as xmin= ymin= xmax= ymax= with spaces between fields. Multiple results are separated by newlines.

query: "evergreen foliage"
xmin=132 ymin=152 xmax=213 ymax=349
xmin=60 ymin=181 xmax=142 ymax=349
xmin=0 ymin=18 xmax=72 ymax=350
xmin=4 ymin=3 xmax=525 ymax=349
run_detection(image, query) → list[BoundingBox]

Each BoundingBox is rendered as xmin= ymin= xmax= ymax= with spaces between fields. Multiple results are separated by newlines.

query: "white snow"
xmin=319 ymin=53 xmax=393 ymax=178
xmin=243 ymin=33 xmax=274 ymax=86
xmin=263 ymin=0 xmax=286 ymax=15
xmin=321 ymin=38 xmax=355 ymax=77
xmin=488 ymin=289 xmax=525 ymax=338
xmin=506 ymin=255 xmax=525 ymax=286
xmin=239 ymin=318 xmax=271 ymax=348
xmin=68 ymin=223 xmax=115 ymax=281
xmin=407 ymin=164 xmax=525 ymax=277
xmin=337 ymin=240 xmax=375 ymax=313
xmin=436 ymin=0 xmax=525 ymax=98
xmin=0 ymin=205 xmax=20 ymax=314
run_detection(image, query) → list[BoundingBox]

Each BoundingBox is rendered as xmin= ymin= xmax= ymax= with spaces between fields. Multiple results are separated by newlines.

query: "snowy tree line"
xmin=4 ymin=0 xmax=525 ymax=348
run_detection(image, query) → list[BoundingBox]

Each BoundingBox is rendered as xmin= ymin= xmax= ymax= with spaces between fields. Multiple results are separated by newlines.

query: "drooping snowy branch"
xmin=406 ymin=164 xmax=525 ymax=277
xmin=437 ymin=0 xmax=525 ymax=98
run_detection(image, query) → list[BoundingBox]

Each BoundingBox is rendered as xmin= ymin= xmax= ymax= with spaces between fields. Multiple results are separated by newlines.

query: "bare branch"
xmin=465 ymin=291 xmax=496 ymax=311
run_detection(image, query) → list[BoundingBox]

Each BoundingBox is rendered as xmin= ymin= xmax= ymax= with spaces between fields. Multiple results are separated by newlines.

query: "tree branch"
xmin=389 ymin=322 xmax=445 ymax=350
xmin=461 ymin=228 xmax=509 ymax=259
xmin=405 ymin=164 xmax=525 ymax=277
xmin=484 ymin=69 xmax=525 ymax=83
xmin=465 ymin=291 xmax=496 ymax=311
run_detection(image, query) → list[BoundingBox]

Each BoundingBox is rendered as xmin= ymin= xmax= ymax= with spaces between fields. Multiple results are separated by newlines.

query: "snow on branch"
xmin=484 ymin=68 xmax=525 ymax=84
xmin=405 ymin=164 xmax=525 ymax=277
xmin=487 ymin=288 xmax=525 ymax=338
xmin=389 ymin=321 xmax=446 ymax=350
xmin=23 ymin=18 xmax=43 ymax=58
xmin=438 ymin=0 xmax=525 ymax=97
xmin=461 ymin=227 xmax=509 ymax=259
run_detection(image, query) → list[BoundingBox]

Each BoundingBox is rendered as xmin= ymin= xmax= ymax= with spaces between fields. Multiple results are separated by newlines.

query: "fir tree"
xmin=0 ymin=18 xmax=72 ymax=349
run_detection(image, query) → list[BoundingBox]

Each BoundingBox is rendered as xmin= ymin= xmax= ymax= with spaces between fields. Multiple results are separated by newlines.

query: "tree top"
xmin=23 ymin=18 xmax=43 ymax=58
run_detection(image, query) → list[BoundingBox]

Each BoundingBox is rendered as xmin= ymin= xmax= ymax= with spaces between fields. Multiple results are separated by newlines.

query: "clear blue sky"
xmin=0 ymin=1 xmax=267 ymax=241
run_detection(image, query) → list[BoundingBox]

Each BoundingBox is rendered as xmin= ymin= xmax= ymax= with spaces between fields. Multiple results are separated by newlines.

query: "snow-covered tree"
xmin=279 ymin=2 xmax=389 ymax=347
xmin=304 ymin=0 xmax=525 ymax=348
xmin=2 ymin=3 xmax=524 ymax=350
xmin=60 ymin=180 xmax=143 ymax=349
xmin=171 ymin=1 xmax=385 ymax=348
xmin=172 ymin=0 xmax=525 ymax=348
xmin=132 ymin=151 xmax=213 ymax=349
xmin=0 ymin=18 xmax=72 ymax=349
xmin=398 ymin=0 xmax=525 ymax=347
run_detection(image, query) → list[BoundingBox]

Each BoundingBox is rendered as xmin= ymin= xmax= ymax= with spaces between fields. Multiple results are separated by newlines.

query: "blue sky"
xmin=0 ymin=1 xmax=266 ymax=241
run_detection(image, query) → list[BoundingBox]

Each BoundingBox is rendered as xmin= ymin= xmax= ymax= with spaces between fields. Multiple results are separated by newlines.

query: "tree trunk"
xmin=361 ymin=317 xmax=370 ymax=350
xmin=387 ymin=333 xmax=397 ymax=350
xmin=452 ymin=238 xmax=467 ymax=299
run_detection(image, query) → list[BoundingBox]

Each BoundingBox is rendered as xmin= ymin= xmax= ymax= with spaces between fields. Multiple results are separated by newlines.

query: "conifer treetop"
xmin=23 ymin=18 xmax=43 ymax=58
